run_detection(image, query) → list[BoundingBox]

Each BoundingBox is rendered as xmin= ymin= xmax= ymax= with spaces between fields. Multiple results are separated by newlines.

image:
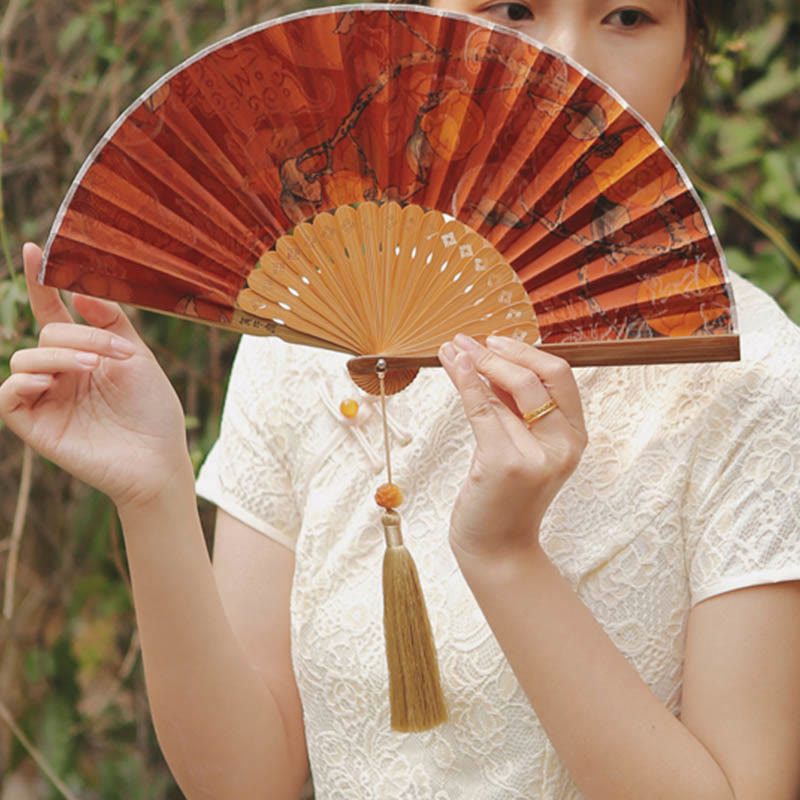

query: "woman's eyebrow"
xmin=641 ymin=0 xmax=688 ymax=16
xmin=591 ymin=0 xmax=685 ymax=11
xmin=637 ymin=0 xmax=685 ymax=9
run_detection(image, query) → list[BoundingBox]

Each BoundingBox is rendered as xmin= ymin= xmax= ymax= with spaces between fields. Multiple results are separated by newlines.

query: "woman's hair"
xmin=387 ymin=0 xmax=726 ymax=143
xmin=677 ymin=0 xmax=724 ymax=143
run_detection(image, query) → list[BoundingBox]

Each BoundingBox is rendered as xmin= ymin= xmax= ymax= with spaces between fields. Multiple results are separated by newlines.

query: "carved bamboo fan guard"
xmin=41 ymin=3 xmax=739 ymax=389
xmin=239 ymin=201 xmax=538 ymax=394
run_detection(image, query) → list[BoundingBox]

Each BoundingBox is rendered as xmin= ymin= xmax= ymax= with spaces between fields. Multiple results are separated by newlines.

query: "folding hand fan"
xmin=39 ymin=3 xmax=740 ymax=732
xmin=41 ymin=3 xmax=739 ymax=389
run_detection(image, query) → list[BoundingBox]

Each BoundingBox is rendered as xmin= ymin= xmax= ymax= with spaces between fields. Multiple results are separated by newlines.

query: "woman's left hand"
xmin=438 ymin=333 xmax=587 ymax=563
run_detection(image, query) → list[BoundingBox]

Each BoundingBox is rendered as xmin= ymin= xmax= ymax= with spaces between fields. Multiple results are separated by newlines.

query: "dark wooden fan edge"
xmin=347 ymin=334 xmax=741 ymax=373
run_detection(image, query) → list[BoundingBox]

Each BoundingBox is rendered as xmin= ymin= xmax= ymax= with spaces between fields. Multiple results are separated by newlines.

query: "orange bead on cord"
xmin=375 ymin=482 xmax=404 ymax=509
xmin=340 ymin=398 xmax=359 ymax=418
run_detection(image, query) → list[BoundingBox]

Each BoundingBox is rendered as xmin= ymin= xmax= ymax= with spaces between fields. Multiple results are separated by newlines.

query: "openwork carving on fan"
xmin=41 ymin=3 xmax=739 ymax=393
xmin=239 ymin=201 xmax=538 ymax=393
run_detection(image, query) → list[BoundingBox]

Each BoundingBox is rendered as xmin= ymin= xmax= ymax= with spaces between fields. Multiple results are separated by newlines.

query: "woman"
xmin=2 ymin=1 xmax=800 ymax=798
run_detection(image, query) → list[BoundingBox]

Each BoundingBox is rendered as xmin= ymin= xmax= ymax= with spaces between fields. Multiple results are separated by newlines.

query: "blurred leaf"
xmin=0 ymin=278 xmax=27 ymax=338
xmin=97 ymin=750 xmax=149 ymax=799
xmin=23 ymin=649 xmax=50 ymax=683
xmin=757 ymin=151 xmax=799 ymax=206
xmin=118 ymin=5 xmax=143 ymax=24
xmin=738 ymin=58 xmax=800 ymax=109
xmin=780 ymin=282 xmax=800 ymax=324
xmin=101 ymin=44 xmax=126 ymax=62
xmin=38 ymin=695 xmax=78 ymax=780
xmin=73 ymin=612 xmax=119 ymax=684
xmin=723 ymin=247 xmax=756 ymax=277
xmin=783 ymin=194 xmax=800 ymax=221
xmin=716 ymin=116 xmax=769 ymax=155
xmin=71 ymin=572 xmax=125 ymax=617
xmin=57 ymin=16 xmax=92 ymax=55
xmin=1 ymin=98 xmax=12 ymax=130
xmin=745 ymin=13 xmax=789 ymax=68
xmin=712 ymin=147 xmax=764 ymax=173
xmin=748 ymin=249 xmax=792 ymax=295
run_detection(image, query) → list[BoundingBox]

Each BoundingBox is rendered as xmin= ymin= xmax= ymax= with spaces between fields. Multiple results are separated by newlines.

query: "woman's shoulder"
xmin=665 ymin=271 xmax=798 ymax=392
xmin=576 ymin=272 xmax=800 ymax=435
xmin=730 ymin=272 xmax=800 ymax=374
xmin=667 ymin=271 xmax=800 ymax=426
xmin=704 ymin=272 xmax=800 ymax=413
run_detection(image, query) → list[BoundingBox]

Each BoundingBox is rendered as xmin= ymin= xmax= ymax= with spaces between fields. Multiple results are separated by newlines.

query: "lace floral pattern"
xmin=197 ymin=273 xmax=800 ymax=799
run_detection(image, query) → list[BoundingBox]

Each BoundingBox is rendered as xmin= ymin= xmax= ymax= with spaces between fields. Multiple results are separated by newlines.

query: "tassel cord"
xmin=377 ymin=358 xmax=393 ymax=486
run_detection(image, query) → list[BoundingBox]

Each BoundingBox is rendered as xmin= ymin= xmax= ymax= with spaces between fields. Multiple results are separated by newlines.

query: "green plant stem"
xmin=685 ymin=165 xmax=800 ymax=277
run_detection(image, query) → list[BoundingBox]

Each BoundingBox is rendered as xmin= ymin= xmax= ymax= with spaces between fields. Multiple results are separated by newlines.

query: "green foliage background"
xmin=0 ymin=1 xmax=798 ymax=797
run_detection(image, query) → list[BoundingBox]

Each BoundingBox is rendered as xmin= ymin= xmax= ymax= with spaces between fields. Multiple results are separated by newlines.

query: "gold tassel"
xmin=373 ymin=358 xmax=447 ymax=731
xmin=381 ymin=509 xmax=448 ymax=732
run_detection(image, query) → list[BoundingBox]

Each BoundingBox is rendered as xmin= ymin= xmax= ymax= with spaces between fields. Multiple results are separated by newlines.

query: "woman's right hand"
xmin=0 ymin=243 xmax=193 ymax=511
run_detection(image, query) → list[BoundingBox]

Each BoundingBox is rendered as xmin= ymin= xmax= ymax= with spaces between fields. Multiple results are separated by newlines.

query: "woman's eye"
xmin=605 ymin=8 xmax=653 ymax=28
xmin=487 ymin=3 xmax=534 ymax=23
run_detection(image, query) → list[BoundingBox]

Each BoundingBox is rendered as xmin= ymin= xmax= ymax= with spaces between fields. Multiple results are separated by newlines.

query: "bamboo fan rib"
xmin=41 ymin=4 xmax=739 ymax=378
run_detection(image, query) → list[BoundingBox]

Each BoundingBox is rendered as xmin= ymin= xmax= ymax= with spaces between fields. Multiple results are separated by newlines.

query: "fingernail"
xmin=486 ymin=335 xmax=511 ymax=351
xmin=31 ymin=373 xmax=52 ymax=385
xmin=454 ymin=333 xmax=479 ymax=351
xmin=439 ymin=342 xmax=457 ymax=363
xmin=76 ymin=352 xmax=100 ymax=368
xmin=455 ymin=350 xmax=473 ymax=373
xmin=110 ymin=336 xmax=135 ymax=357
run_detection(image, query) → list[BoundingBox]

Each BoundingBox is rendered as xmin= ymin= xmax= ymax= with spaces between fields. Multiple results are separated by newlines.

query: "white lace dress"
xmin=197 ymin=272 xmax=800 ymax=799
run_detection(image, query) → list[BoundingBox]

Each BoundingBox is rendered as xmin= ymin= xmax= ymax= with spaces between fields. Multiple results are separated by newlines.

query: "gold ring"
xmin=523 ymin=399 xmax=557 ymax=427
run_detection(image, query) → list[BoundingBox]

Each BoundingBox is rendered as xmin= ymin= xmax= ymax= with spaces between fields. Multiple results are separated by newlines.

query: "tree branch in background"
xmin=3 ymin=443 xmax=32 ymax=620
xmin=0 ymin=699 xmax=80 ymax=800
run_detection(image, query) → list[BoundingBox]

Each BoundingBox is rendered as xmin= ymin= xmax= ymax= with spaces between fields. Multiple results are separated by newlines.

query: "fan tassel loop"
xmin=376 ymin=360 xmax=448 ymax=733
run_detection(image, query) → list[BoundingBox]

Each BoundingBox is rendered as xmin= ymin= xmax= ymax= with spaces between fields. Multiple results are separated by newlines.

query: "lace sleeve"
xmin=684 ymin=360 xmax=800 ymax=606
xmin=196 ymin=335 xmax=302 ymax=551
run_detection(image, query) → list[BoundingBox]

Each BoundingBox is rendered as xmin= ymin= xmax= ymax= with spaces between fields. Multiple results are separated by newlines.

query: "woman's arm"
xmin=682 ymin=582 xmax=800 ymax=798
xmin=211 ymin=509 xmax=309 ymax=793
xmin=439 ymin=333 xmax=800 ymax=800
xmin=454 ymin=542 xmax=800 ymax=800
xmin=119 ymin=491 xmax=308 ymax=800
